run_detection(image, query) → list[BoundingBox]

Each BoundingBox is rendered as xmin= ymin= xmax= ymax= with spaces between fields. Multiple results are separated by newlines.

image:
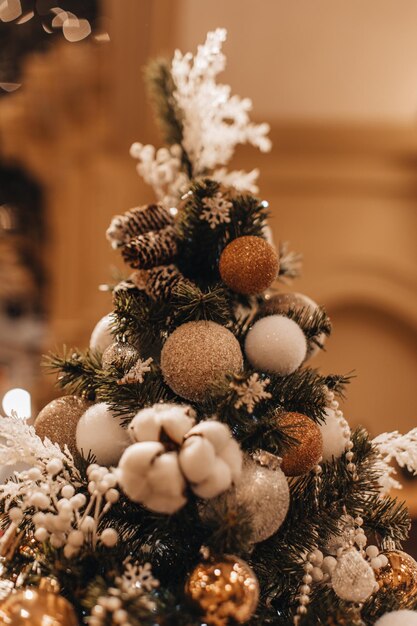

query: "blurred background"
xmin=0 ymin=1 xmax=416 ymax=503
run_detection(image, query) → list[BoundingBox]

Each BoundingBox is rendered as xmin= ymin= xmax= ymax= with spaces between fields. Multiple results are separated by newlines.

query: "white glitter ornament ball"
xmin=76 ymin=403 xmax=130 ymax=466
xmin=374 ymin=611 xmax=417 ymax=626
xmin=245 ymin=315 xmax=306 ymax=375
xmin=319 ymin=407 xmax=350 ymax=462
xmin=89 ymin=314 xmax=114 ymax=353
xmin=199 ymin=453 xmax=289 ymax=544
xmin=332 ymin=548 xmax=376 ymax=603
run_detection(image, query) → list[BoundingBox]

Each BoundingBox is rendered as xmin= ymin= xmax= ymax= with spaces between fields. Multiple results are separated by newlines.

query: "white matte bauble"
xmin=374 ymin=610 xmax=417 ymax=626
xmin=331 ymin=548 xmax=376 ymax=603
xmin=245 ymin=315 xmax=307 ymax=375
xmin=89 ymin=314 xmax=114 ymax=353
xmin=261 ymin=292 xmax=325 ymax=359
xmin=320 ymin=407 xmax=350 ymax=462
xmin=76 ymin=403 xmax=130 ymax=466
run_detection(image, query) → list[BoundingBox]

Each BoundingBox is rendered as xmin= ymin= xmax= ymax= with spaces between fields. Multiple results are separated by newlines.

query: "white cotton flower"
xmin=118 ymin=404 xmax=243 ymax=514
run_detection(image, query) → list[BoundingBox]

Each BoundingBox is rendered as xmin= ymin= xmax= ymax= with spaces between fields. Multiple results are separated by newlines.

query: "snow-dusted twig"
xmin=171 ymin=28 xmax=271 ymax=176
xmin=373 ymin=428 xmax=417 ymax=493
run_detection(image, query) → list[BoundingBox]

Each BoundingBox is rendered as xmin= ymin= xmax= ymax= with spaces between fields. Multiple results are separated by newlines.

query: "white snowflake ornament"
xmin=200 ymin=192 xmax=232 ymax=229
xmin=230 ymin=373 xmax=272 ymax=413
xmin=118 ymin=403 xmax=242 ymax=514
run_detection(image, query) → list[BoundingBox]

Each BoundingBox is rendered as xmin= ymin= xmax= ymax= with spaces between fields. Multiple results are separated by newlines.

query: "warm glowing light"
xmin=2 ymin=388 xmax=31 ymax=419
xmin=169 ymin=207 xmax=178 ymax=216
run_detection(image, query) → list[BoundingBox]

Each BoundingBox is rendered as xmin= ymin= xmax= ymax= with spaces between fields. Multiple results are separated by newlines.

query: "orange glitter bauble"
xmin=219 ymin=236 xmax=279 ymax=295
xmin=185 ymin=555 xmax=259 ymax=625
xmin=278 ymin=412 xmax=323 ymax=476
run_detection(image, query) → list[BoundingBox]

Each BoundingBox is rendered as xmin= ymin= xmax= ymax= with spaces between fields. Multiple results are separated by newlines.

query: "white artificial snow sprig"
xmin=373 ymin=428 xmax=417 ymax=493
xmin=0 ymin=448 xmax=121 ymax=560
xmin=213 ymin=167 xmax=261 ymax=194
xmin=0 ymin=413 xmax=74 ymax=471
xmin=230 ymin=373 xmax=272 ymax=413
xmin=171 ymin=29 xmax=271 ymax=175
xmin=129 ymin=143 xmax=188 ymax=208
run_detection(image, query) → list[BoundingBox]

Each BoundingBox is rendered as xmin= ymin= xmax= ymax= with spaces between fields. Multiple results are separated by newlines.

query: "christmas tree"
xmin=1 ymin=28 xmax=417 ymax=626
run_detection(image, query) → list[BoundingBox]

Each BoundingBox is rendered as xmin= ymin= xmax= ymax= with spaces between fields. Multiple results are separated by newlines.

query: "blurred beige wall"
xmin=0 ymin=0 xmax=416 ymax=443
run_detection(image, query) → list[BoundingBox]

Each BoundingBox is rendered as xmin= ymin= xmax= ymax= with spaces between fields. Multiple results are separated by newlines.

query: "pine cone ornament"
xmin=121 ymin=226 xmax=178 ymax=270
xmin=106 ymin=203 xmax=174 ymax=249
xmin=142 ymin=264 xmax=192 ymax=301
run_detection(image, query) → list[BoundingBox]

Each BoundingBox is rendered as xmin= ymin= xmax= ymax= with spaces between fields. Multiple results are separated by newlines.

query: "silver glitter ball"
xmin=102 ymin=342 xmax=140 ymax=370
xmin=199 ymin=453 xmax=290 ymax=544
xmin=332 ymin=548 xmax=376 ymax=603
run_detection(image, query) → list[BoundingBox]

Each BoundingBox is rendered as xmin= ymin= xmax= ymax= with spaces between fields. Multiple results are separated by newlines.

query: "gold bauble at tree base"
xmin=0 ymin=588 xmax=78 ymax=626
xmin=376 ymin=550 xmax=417 ymax=602
xmin=185 ymin=554 xmax=259 ymax=625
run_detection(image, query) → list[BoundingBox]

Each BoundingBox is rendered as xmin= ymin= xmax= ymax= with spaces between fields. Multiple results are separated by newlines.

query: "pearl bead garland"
xmin=325 ymin=388 xmax=357 ymax=480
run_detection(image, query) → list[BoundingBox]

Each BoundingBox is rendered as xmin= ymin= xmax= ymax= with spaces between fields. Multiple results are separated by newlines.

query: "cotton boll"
xmin=374 ymin=610 xmax=417 ymax=626
xmin=129 ymin=408 xmax=162 ymax=442
xmin=159 ymin=405 xmax=196 ymax=443
xmin=118 ymin=442 xmax=164 ymax=502
xmin=129 ymin=403 xmax=195 ymax=445
xmin=76 ymin=403 xmax=130 ymax=466
xmin=119 ymin=441 xmax=164 ymax=473
xmin=218 ymin=438 xmax=243 ymax=482
xmin=187 ymin=420 xmax=231 ymax=453
xmin=142 ymin=492 xmax=187 ymax=515
xmin=89 ymin=314 xmax=114 ymax=353
xmin=320 ymin=407 xmax=350 ymax=462
xmin=179 ymin=436 xmax=216 ymax=483
xmin=147 ymin=452 xmax=186 ymax=497
xmin=245 ymin=315 xmax=306 ymax=375
xmin=192 ymin=459 xmax=232 ymax=499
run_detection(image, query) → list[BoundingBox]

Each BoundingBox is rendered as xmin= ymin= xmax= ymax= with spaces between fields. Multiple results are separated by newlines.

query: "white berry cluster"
xmin=118 ymin=403 xmax=242 ymax=514
xmin=129 ymin=143 xmax=189 ymax=209
xmin=8 ymin=459 xmax=121 ymax=559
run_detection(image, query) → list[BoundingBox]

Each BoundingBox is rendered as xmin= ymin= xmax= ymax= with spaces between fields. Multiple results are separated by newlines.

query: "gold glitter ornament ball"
xmin=161 ymin=321 xmax=243 ymax=401
xmin=219 ymin=236 xmax=279 ymax=295
xmin=376 ymin=550 xmax=417 ymax=601
xmin=0 ymin=588 xmax=78 ymax=626
xmin=278 ymin=412 xmax=323 ymax=476
xmin=35 ymin=395 xmax=91 ymax=458
xmin=185 ymin=555 xmax=259 ymax=625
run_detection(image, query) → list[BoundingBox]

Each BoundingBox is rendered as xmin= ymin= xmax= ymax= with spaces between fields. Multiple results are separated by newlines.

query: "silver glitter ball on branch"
xmin=332 ymin=548 xmax=377 ymax=603
xmin=102 ymin=342 xmax=140 ymax=370
xmin=199 ymin=451 xmax=290 ymax=544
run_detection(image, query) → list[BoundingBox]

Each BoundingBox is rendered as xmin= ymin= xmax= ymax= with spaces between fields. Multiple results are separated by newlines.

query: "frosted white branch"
xmin=373 ymin=428 xmax=417 ymax=494
xmin=212 ymin=167 xmax=260 ymax=193
xmin=171 ymin=28 xmax=271 ymax=175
